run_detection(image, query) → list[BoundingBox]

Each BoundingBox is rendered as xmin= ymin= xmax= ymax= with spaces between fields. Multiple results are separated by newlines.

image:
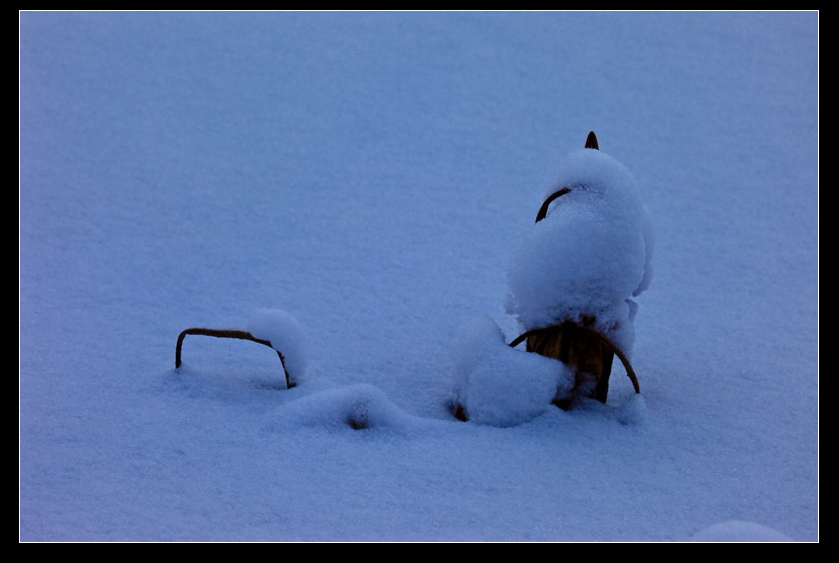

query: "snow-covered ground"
xmin=19 ymin=11 xmax=818 ymax=541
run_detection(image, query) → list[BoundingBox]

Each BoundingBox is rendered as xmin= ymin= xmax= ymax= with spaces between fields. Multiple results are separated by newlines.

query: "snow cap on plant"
xmin=506 ymin=137 xmax=654 ymax=356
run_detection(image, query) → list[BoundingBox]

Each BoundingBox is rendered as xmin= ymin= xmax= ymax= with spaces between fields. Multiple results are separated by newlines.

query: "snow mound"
xmin=452 ymin=316 xmax=573 ymax=427
xmin=268 ymin=384 xmax=415 ymax=433
xmin=247 ymin=308 xmax=309 ymax=384
xmin=505 ymin=148 xmax=653 ymax=355
xmin=689 ymin=520 xmax=793 ymax=542
xmin=615 ymin=392 xmax=647 ymax=425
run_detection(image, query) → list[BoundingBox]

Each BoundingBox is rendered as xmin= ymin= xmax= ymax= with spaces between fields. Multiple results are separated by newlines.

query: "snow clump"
xmin=247 ymin=308 xmax=309 ymax=384
xmin=452 ymin=316 xmax=573 ymax=427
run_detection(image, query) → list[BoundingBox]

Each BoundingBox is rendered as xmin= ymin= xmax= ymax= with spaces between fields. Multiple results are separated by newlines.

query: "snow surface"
xmin=20 ymin=11 xmax=818 ymax=542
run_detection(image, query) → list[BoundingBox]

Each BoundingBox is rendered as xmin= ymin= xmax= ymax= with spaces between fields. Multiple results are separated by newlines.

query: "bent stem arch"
xmin=175 ymin=328 xmax=296 ymax=389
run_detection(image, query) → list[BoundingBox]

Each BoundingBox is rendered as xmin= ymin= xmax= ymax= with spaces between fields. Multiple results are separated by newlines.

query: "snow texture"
xmin=20 ymin=11 xmax=818 ymax=542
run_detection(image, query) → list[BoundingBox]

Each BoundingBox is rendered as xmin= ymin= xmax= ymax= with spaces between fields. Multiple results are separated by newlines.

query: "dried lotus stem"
xmin=175 ymin=328 xmax=295 ymax=389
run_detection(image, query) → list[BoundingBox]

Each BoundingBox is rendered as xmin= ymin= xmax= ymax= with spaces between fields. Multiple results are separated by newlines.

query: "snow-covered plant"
xmin=175 ymin=308 xmax=308 ymax=389
xmin=505 ymin=131 xmax=653 ymax=406
xmin=453 ymin=132 xmax=653 ymax=424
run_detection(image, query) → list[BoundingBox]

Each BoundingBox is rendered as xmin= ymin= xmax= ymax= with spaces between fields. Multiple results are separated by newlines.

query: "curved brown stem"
xmin=535 ymin=187 xmax=570 ymax=222
xmin=175 ymin=328 xmax=295 ymax=389
xmin=509 ymin=323 xmax=640 ymax=395
xmin=533 ymin=132 xmax=599 ymax=223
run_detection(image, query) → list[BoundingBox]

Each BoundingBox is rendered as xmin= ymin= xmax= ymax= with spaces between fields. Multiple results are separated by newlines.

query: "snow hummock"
xmin=451 ymin=316 xmax=573 ymax=427
xmin=247 ymin=308 xmax=309 ymax=384
xmin=614 ymin=392 xmax=647 ymax=425
xmin=505 ymin=148 xmax=654 ymax=355
xmin=689 ymin=520 xmax=794 ymax=542
xmin=267 ymin=383 xmax=417 ymax=433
